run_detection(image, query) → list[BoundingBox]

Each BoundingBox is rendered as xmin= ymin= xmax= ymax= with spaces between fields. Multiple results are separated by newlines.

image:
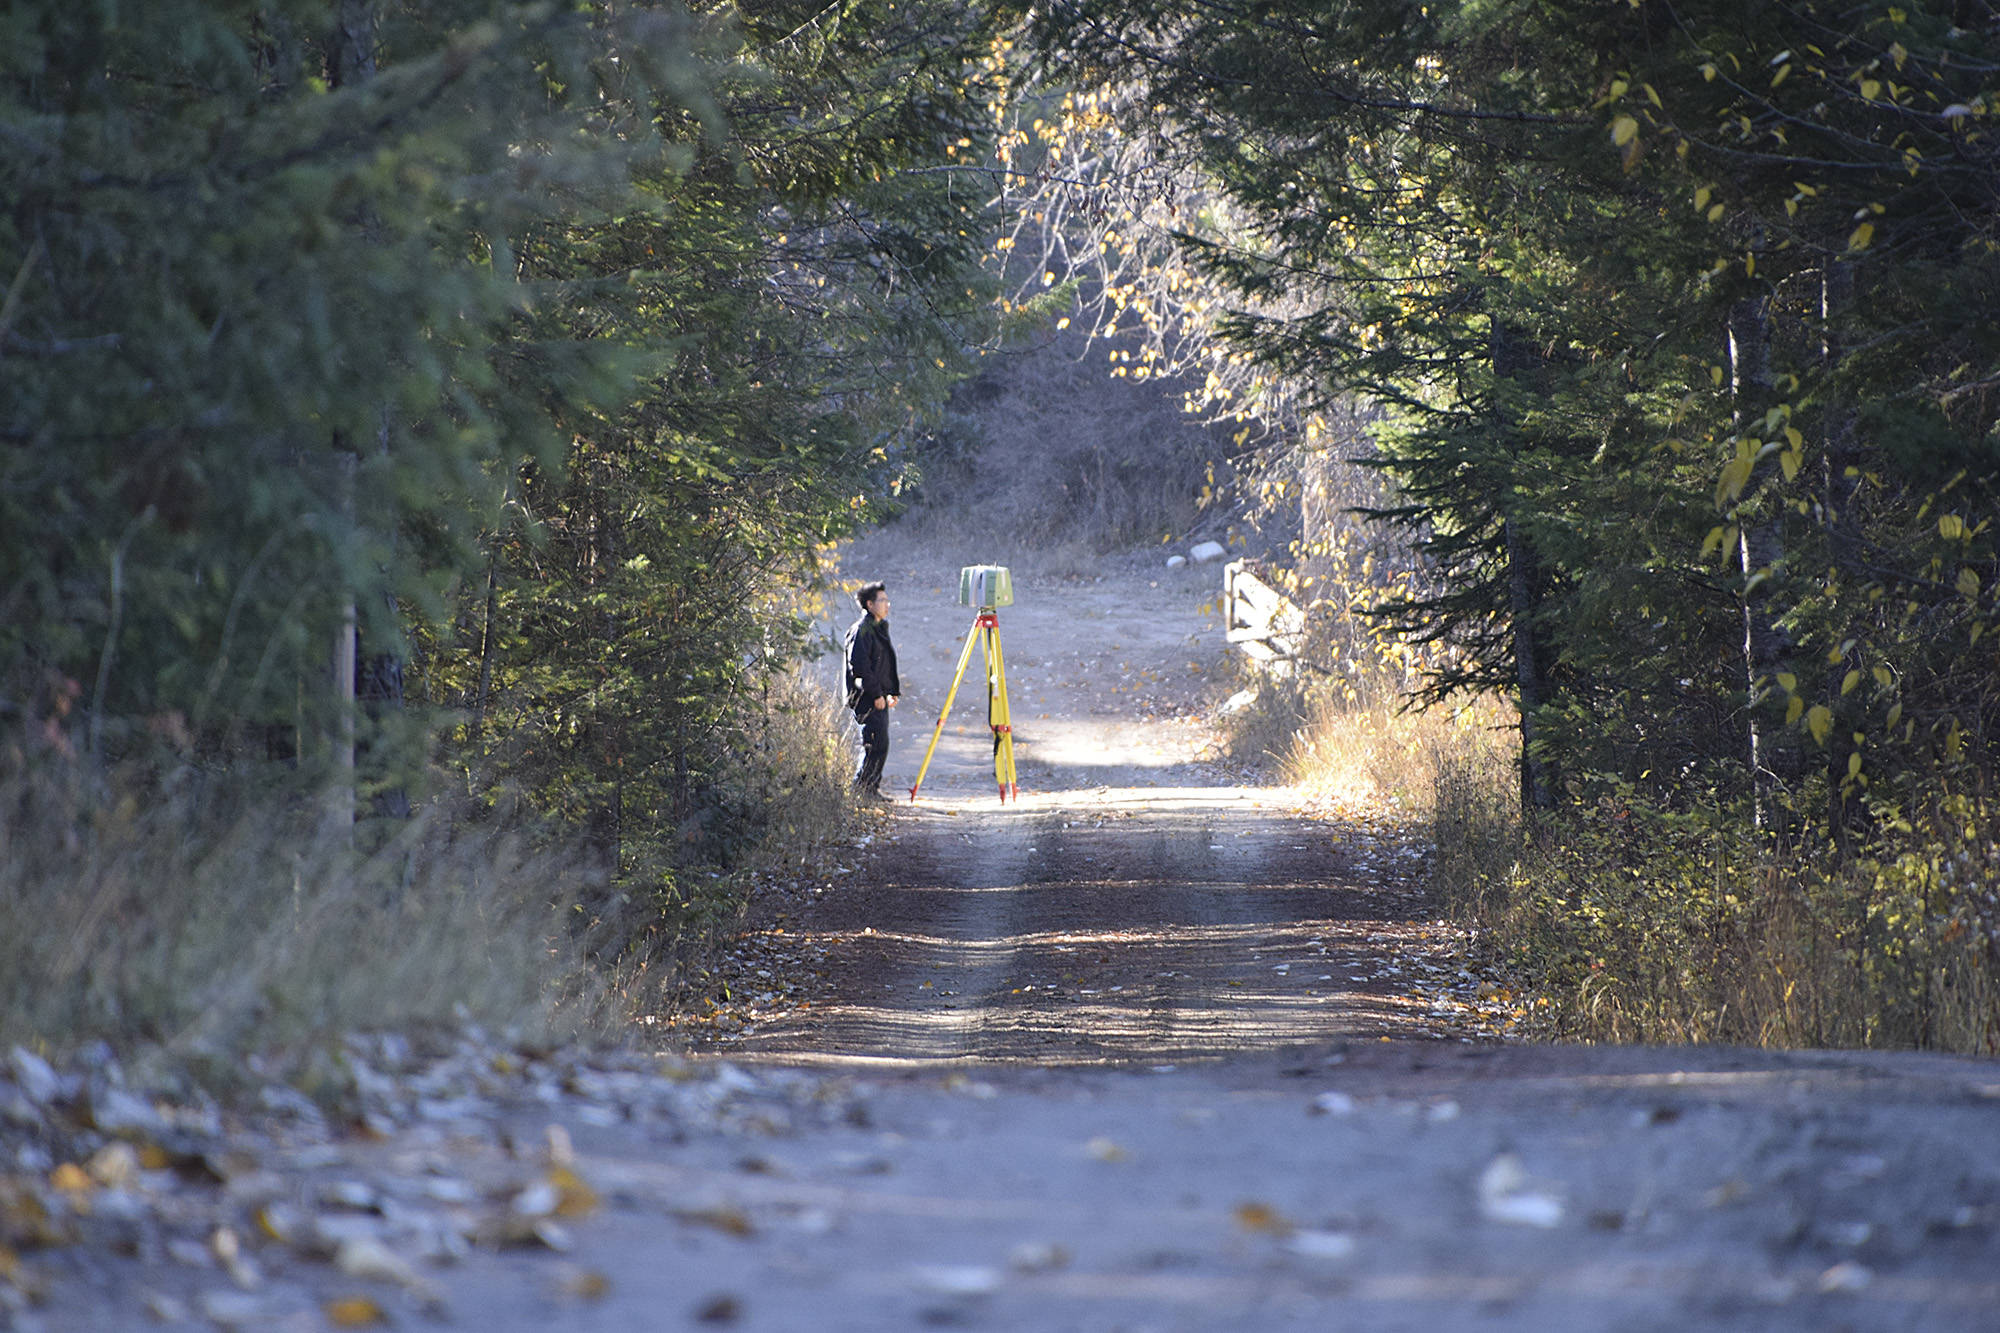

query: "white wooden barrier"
xmin=1223 ymin=559 xmax=1305 ymax=668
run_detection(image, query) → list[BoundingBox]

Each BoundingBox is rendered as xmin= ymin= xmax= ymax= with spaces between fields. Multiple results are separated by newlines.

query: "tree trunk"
xmin=1506 ymin=515 xmax=1556 ymax=812
xmin=1492 ymin=320 xmax=1556 ymax=812
xmin=1820 ymin=258 xmax=1865 ymax=848
xmin=1729 ymin=290 xmax=1793 ymax=827
xmin=328 ymin=0 xmax=377 ymax=86
xmin=329 ymin=450 xmax=358 ymax=835
xmin=329 ymin=6 xmax=410 ymax=820
xmin=471 ymin=549 xmax=500 ymax=743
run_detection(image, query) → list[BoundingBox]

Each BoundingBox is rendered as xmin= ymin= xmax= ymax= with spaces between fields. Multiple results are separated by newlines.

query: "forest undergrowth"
xmin=1254 ymin=673 xmax=2000 ymax=1056
xmin=0 ymin=669 xmax=863 ymax=1077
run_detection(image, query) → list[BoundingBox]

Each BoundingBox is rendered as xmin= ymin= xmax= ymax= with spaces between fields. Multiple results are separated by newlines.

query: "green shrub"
xmin=1437 ymin=776 xmax=2000 ymax=1053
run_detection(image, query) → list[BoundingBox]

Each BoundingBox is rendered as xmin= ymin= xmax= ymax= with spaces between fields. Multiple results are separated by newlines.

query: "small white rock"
xmin=511 ymin=1181 xmax=560 ymax=1218
xmin=90 ymin=1088 xmax=165 ymax=1136
xmin=1165 ymin=555 xmax=1187 ymax=569
xmin=1006 ymin=1241 xmax=1070 ymax=1272
xmin=335 ymin=1236 xmax=424 ymax=1290
xmin=1311 ymin=1091 xmax=1356 ymax=1116
xmin=321 ymin=1180 xmax=377 ymax=1211
xmin=422 ymin=1177 xmax=479 ymax=1205
xmin=8 ymin=1047 xmax=60 ymax=1105
xmin=1477 ymin=1154 xmax=1565 ymax=1229
xmin=910 ymin=1265 xmax=1001 ymax=1298
xmin=1190 ymin=540 xmax=1228 ymax=563
xmin=197 ymin=1290 xmax=270 ymax=1328
xmin=1283 ymin=1229 xmax=1357 ymax=1260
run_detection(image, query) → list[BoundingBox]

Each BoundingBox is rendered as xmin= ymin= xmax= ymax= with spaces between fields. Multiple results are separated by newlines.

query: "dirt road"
xmin=692 ymin=534 xmax=1484 ymax=1066
xmin=19 ymin=537 xmax=2000 ymax=1331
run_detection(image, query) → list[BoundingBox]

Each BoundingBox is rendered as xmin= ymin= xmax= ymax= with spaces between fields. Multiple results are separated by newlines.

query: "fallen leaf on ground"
xmin=1233 ymin=1201 xmax=1293 ymax=1236
xmin=548 ymin=1165 xmax=599 ymax=1218
xmin=324 ymin=1295 xmax=388 ymax=1326
xmin=694 ymin=1292 xmax=742 ymax=1323
xmin=675 ymin=1204 xmax=755 ymax=1237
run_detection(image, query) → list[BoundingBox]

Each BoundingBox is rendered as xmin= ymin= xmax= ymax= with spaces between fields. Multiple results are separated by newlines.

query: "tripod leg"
xmin=987 ymin=620 xmax=1018 ymax=802
xmin=908 ymin=614 xmax=982 ymax=801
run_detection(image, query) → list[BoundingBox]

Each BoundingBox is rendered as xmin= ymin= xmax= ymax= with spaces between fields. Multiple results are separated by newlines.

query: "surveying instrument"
xmin=909 ymin=565 xmax=1019 ymax=803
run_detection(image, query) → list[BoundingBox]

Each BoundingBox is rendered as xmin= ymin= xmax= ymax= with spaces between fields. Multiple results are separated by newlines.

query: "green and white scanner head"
xmin=957 ymin=564 xmax=1013 ymax=611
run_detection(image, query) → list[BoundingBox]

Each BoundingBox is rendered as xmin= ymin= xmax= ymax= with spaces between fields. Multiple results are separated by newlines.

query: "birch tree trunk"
xmin=1729 ymin=289 xmax=1794 ymax=828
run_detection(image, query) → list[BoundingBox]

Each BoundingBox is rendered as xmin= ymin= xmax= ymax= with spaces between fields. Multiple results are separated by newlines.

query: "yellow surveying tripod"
xmin=909 ymin=565 xmax=1019 ymax=803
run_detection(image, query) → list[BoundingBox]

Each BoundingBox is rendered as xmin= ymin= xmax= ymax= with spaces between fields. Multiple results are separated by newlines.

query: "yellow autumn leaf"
xmin=1848 ymin=221 xmax=1875 ymax=251
xmin=1694 ymin=186 xmax=1711 ymax=210
xmin=1847 ymin=751 xmax=1863 ymax=779
xmin=325 ymin=1298 xmax=388 ymax=1328
xmin=1861 ymin=78 xmax=1882 ymax=100
xmin=1611 ymin=115 xmax=1640 ymax=146
xmin=1940 ymin=513 xmax=1965 ymax=539
xmin=548 ymin=1166 xmax=599 ymax=1219
xmin=1872 ymin=664 xmax=1893 ymax=687
xmin=1841 ymin=669 xmax=1861 ymax=695
xmin=1886 ymin=701 xmax=1903 ymax=728
xmin=1715 ymin=454 xmax=1755 ymax=507
xmin=1776 ymin=671 xmax=1798 ymax=693
xmin=1233 ymin=1201 xmax=1294 ymax=1235
xmin=1957 ymin=567 xmax=1982 ymax=597
xmin=1785 ymin=696 xmax=1805 ymax=725
xmin=48 ymin=1164 xmax=92 ymax=1195
xmin=1807 ymin=705 xmax=1833 ymax=744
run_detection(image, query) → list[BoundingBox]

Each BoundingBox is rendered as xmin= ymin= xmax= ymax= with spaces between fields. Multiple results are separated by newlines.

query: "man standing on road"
xmin=844 ymin=582 xmax=900 ymax=799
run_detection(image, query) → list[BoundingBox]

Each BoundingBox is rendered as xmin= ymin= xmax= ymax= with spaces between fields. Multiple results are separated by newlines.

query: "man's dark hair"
xmin=855 ymin=581 xmax=887 ymax=611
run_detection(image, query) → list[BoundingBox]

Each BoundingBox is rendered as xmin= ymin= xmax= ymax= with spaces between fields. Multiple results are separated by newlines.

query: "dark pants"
xmin=853 ymin=707 xmax=889 ymax=793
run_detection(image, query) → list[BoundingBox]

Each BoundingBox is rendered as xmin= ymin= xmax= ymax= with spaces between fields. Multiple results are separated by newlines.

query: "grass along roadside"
xmin=0 ymin=668 xmax=868 ymax=1089
xmin=1247 ymin=672 xmax=2000 ymax=1055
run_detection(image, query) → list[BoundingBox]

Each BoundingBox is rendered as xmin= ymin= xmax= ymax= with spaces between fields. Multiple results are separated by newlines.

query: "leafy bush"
xmin=1435 ymin=777 xmax=2000 ymax=1054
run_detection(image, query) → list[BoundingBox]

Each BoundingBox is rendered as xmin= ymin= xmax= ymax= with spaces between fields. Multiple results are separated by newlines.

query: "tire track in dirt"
xmin=712 ymin=784 xmax=1460 ymax=1068
xmin=693 ymin=536 xmax=1480 ymax=1066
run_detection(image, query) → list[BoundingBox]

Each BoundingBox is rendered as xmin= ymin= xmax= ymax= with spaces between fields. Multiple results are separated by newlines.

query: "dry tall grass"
xmin=0 ymin=761 xmax=616 ymax=1068
xmin=1236 ymin=661 xmax=2000 ymax=1054
xmin=1226 ymin=669 xmax=1513 ymax=824
xmin=0 ymin=668 xmax=865 ymax=1068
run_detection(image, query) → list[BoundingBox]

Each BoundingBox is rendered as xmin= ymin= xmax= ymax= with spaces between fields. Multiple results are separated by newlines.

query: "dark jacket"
xmin=844 ymin=614 xmax=900 ymax=717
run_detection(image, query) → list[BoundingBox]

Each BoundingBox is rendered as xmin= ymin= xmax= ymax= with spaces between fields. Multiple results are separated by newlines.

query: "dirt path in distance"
xmin=688 ymin=530 xmax=1490 ymax=1066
